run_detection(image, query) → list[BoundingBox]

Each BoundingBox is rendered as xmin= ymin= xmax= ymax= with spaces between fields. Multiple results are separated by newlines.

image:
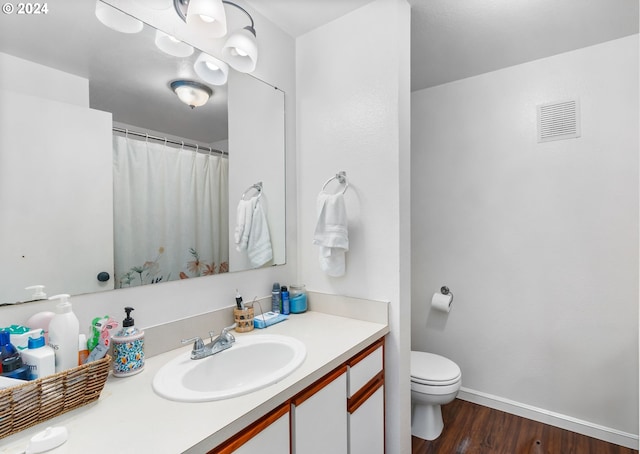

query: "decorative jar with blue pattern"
xmin=112 ymin=307 xmax=145 ymax=377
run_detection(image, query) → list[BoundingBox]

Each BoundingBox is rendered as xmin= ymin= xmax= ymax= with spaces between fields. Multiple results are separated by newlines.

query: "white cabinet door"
xmin=349 ymin=385 xmax=384 ymax=454
xmin=233 ymin=411 xmax=289 ymax=454
xmin=292 ymin=367 xmax=347 ymax=454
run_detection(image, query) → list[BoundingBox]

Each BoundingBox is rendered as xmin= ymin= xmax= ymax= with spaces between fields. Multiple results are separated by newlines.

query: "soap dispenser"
xmin=47 ymin=294 xmax=80 ymax=373
xmin=112 ymin=307 xmax=145 ymax=377
xmin=25 ymin=285 xmax=47 ymax=301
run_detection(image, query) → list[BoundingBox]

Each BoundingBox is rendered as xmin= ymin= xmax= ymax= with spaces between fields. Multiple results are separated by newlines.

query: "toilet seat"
xmin=411 ymin=351 xmax=461 ymax=386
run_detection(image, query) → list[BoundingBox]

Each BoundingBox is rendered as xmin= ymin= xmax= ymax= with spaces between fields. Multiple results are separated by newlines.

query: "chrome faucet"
xmin=181 ymin=324 xmax=236 ymax=360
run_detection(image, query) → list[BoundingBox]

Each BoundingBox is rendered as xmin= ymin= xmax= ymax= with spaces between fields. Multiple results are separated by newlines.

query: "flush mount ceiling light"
xmin=155 ymin=30 xmax=195 ymax=57
xmin=194 ymin=52 xmax=229 ymax=85
xmin=170 ymin=80 xmax=213 ymax=109
xmin=173 ymin=0 xmax=258 ymax=73
xmin=95 ymin=1 xmax=143 ymax=34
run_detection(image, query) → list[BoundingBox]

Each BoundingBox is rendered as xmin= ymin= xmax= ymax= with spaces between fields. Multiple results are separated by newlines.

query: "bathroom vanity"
xmin=0 ymin=298 xmax=388 ymax=454
xmin=215 ymin=336 xmax=384 ymax=454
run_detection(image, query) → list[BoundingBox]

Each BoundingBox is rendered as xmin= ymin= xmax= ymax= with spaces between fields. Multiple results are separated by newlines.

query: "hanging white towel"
xmin=247 ymin=199 xmax=273 ymax=268
xmin=234 ymin=197 xmax=257 ymax=252
xmin=313 ymin=191 xmax=348 ymax=277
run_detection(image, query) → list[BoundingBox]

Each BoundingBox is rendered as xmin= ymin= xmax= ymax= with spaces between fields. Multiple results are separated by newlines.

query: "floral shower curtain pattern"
xmin=112 ymin=135 xmax=229 ymax=288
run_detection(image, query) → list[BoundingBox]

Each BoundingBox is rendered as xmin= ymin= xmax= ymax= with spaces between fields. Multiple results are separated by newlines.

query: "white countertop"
xmin=0 ymin=311 xmax=388 ymax=454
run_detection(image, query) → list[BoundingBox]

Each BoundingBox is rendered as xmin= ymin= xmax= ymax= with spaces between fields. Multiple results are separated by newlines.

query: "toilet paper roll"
xmin=431 ymin=292 xmax=453 ymax=313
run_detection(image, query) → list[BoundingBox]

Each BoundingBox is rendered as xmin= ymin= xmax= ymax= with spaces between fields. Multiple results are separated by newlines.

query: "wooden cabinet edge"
xmin=208 ymin=403 xmax=290 ymax=454
xmin=347 ymin=337 xmax=385 ymax=368
xmin=291 ymin=364 xmax=348 ymax=407
xmin=347 ymin=371 xmax=384 ymax=414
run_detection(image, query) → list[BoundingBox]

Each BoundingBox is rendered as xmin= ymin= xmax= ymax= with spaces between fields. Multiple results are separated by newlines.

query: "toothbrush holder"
xmin=234 ymin=306 xmax=254 ymax=333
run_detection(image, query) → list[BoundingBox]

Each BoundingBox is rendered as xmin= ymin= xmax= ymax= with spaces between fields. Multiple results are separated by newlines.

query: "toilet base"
xmin=411 ymin=402 xmax=444 ymax=441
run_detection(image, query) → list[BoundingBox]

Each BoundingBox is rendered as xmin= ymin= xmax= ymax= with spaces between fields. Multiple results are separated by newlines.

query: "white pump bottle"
xmin=47 ymin=294 xmax=80 ymax=373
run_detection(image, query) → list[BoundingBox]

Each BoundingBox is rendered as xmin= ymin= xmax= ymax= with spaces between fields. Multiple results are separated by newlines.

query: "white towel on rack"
xmin=247 ymin=199 xmax=273 ymax=268
xmin=234 ymin=196 xmax=257 ymax=251
xmin=313 ymin=191 xmax=348 ymax=277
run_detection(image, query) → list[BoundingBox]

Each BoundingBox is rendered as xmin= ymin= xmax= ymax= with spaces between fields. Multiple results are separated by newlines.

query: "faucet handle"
xmin=181 ymin=336 xmax=205 ymax=351
xmin=221 ymin=324 xmax=236 ymax=343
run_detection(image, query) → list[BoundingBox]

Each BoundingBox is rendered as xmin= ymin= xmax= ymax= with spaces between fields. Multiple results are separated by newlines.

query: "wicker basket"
xmin=0 ymin=355 xmax=110 ymax=439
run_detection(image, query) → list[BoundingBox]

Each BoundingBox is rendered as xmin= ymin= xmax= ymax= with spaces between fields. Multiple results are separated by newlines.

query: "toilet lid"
xmin=411 ymin=351 xmax=461 ymax=386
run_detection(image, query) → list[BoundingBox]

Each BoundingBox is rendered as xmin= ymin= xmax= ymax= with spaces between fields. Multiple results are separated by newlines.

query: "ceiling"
xmin=245 ymin=0 xmax=639 ymax=92
xmin=0 ymin=0 xmax=636 ymax=142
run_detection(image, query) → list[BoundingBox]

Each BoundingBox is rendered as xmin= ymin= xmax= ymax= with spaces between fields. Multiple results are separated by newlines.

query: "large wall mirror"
xmin=0 ymin=0 xmax=286 ymax=305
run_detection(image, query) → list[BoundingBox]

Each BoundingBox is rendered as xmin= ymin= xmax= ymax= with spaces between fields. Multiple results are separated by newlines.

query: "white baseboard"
xmin=457 ymin=387 xmax=639 ymax=450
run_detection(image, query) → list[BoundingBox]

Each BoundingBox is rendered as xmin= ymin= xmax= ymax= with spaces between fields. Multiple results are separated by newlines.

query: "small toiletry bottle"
xmin=87 ymin=316 xmax=108 ymax=352
xmin=280 ymin=286 xmax=290 ymax=315
xmin=271 ymin=282 xmax=281 ymax=313
xmin=21 ymin=335 xmax=55 ymax=380
xmin=78 ymin=334 xmax=89 ymax=366
xmin=0 ymin=330 xmax=28 ymax=380
xmin=0 ymin=329 xmax=20 ymax=368
xmin=47 ymin=294 xmax=80 ymax=373
xmin=112 ymin=307 xmax=145 ymax=377
xmin=1 ymin=356 xmax=29 ymax=380
xmin=290 ymin=284 xmax=308 ymax=314
xmin=7 ymin=325 xmax=42 ymax=351
xmin=84 ymin=318 xmax=117 ymax=363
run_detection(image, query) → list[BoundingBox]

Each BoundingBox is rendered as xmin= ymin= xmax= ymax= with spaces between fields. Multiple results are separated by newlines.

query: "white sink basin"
xmin=152 ymin=334 xmax=306 ymax=402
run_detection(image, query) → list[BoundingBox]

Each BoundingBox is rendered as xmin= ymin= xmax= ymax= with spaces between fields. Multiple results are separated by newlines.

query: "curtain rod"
xmin=112 ymin=126 xmax=227 ymax=157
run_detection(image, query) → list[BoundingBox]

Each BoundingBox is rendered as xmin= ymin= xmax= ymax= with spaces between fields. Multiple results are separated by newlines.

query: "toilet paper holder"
xmin=440 ymin=286 xmax=453 ymax=301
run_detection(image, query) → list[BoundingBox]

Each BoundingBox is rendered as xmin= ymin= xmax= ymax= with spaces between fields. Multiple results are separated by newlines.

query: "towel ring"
xmin=242 ymin=181 xmax=263 ymax=201
xmin=322 ymin=171 xmax=349 ymax=195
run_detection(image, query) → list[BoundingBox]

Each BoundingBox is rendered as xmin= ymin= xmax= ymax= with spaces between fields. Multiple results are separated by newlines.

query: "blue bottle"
xmin=0 ymin=329 xmax=28 ymax=379
xmin=280 ymin=286 xmax=290 ymax=315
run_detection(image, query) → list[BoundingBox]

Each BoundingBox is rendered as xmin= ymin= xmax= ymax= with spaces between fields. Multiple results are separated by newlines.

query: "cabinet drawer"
xmin=347 ymin=338 xmax=384 ymax=398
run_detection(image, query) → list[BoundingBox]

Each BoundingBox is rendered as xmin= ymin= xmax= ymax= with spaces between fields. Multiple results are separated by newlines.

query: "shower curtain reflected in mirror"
xmin=113 ymin=135 xmax=229 ymax=288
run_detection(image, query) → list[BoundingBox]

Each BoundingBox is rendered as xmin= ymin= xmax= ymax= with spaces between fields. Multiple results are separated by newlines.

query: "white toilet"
xmin=410 ymin=350 xmax=462 ymax=441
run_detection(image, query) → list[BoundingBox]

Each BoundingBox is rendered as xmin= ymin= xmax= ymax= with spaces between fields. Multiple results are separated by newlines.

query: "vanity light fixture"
xmin=173 ymin=0 xmax=258 ymax=73
xmin=221 ymin=23 xmax=257 ymax=73
xmin=194 ymin=52 xmax=229 ymax=86
xmin=170 ymin=80 xmax=213 ymax=109
xmin=155 ymin=30 xmax=195 ymax=57
xmin=94 ymin=1 xmax=143 ymax=34
xmin=174 ymin=0 xmax=227 ymax=38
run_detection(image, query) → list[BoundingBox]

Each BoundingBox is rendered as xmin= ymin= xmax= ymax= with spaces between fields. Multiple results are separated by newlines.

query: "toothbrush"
xmin=235 ymin=289 xmax=245 ymax=310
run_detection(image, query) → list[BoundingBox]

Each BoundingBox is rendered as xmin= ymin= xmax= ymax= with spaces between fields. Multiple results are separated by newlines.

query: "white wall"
xmin=1 ymin=2 xmax=297 ymax=341
xmin=411 ymin=35 xmax=639 ymax=440
xmin=296 ymin=0 xmax=412 ymax=451
xmin=0 ymin=52 xmax=89 ymax=107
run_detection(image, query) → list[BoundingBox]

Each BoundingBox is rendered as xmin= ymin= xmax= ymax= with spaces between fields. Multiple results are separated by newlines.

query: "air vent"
xmin=537 ymin=99 xmax=580 ymax=143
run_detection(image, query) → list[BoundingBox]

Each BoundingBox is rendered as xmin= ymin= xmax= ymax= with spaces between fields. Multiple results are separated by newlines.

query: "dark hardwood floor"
xmin=412 ymin=399 xmax=638 ymax=454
